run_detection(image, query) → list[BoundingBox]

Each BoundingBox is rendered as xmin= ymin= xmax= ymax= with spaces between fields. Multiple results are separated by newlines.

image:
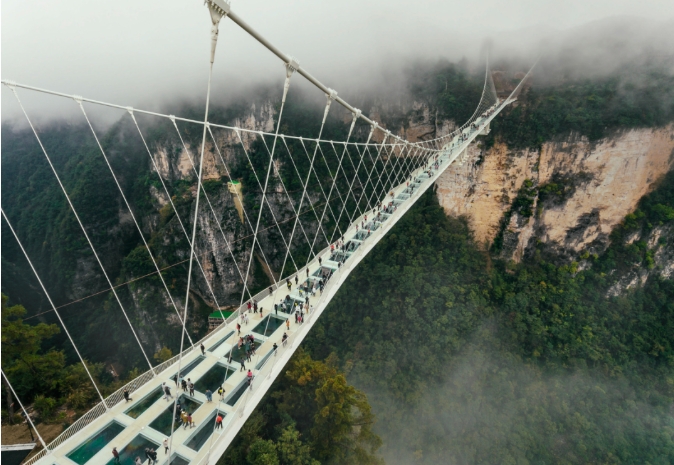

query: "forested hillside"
xmin=304 ymin=179 xmax=673 ymax=464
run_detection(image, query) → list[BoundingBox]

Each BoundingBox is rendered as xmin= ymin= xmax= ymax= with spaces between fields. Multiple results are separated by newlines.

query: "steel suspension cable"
xmin=76 ymin=102 xmax=195 ymax=347
xmin=6 ymin=85 xmax=156 ymax=374
xmin=277 ymin=93 xmax=334 ymax=285
xmin=169 ymin=117 xmax=255 ymax=315
xmin=238 ymin=68 xmax=295 ymax=310
xmin=168 ymin=2 xmax=228 ymax=458
xmin=1 ymin=210 xmax=108 ymax=408
xmin=308 ymin=112 xmax=359 ymax=263
xmin=1 ymin=370 xmax=49 ymax=451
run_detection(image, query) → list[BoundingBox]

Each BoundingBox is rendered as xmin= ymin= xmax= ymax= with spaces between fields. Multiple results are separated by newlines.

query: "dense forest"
xmin=2 ymin=52 xmax=674 ymax=464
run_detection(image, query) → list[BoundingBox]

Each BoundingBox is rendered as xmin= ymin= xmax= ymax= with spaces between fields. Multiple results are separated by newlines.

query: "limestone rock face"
xmin=436 ymin=125 xmax=674 ymax=261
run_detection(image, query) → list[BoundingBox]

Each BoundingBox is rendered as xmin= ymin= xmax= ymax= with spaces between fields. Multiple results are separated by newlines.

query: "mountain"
xmin=2 ymin=48 xmax=674 ymax=464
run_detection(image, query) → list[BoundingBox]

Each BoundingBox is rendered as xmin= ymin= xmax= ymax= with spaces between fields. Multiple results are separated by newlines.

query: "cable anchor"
xmin=205 ymin=0 xmax=231 ymax=64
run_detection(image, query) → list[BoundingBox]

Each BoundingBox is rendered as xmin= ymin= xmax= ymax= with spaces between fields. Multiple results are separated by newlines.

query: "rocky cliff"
xmin=435 ymin=125 xmax=674 ymax=264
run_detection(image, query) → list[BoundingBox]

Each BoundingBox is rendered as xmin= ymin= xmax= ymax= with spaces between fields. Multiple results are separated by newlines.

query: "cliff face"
xmin=436 ymin=125 xmax=674 ymax=262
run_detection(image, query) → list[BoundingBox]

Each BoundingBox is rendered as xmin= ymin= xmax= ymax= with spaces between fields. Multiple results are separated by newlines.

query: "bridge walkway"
xmin=29 ymin=100 xmax=504 ymax=465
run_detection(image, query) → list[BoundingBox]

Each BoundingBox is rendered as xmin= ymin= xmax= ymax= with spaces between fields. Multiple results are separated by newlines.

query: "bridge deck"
xmin=31 ymin=106 xmax=504 ymax=465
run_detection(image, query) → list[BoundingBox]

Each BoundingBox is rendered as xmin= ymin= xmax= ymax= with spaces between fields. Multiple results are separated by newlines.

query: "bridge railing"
xmin=23 ymin=243 xmax=333 ymax=465
xmin=191 ymin=209 xmax=384 ymax=465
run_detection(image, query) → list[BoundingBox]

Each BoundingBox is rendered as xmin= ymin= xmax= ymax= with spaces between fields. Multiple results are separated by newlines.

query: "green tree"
xmin=1 ymin=294 xmax=65 ymax=414
xmin=247 ymin=439 xmax=279 ymax=465
xmin=154 ymin=346 xmax=173 ymax=363
xmin=276 ymin=425 xmax=319 ymax=465
xmin=276 ymin=351 xmax=383 ymax=465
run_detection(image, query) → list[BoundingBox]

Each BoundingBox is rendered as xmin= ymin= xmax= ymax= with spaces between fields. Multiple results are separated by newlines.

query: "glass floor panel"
xmin=67 ymin=420 xmax=125 ymax=465
xmin=194 ymin=363 xmax=235 ymax=394
xmin=208 ymin=331 xmax=234 ymax=352
xmin=124 ymin=387 xmax=163 ymax=419
xmin=226 ymin=382 xmax=250 ymax=406
xmin=169 ymin=455 xmax=190 ymax=465
xmin=253 ymin=315 xmax=285 ymax=336
xmin=185 ymin=411 xmax=226 ymax=452
xmin=170 ymin=356 xmax=206 ymax=384
xmin=329 ymin=252 xmax=349 ymax=262
xmin=149 ymin=395 xmax=202 ymax=436
xmin=225 ymin=341 xmax=261 ymax=363
xmin=106 ymin=434 xmax=159 ymax=465
xmin=344 ymin=241 xmax=360 ymax=253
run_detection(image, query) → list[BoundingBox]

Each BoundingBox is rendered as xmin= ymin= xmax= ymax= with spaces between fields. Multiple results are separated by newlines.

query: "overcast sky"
xmin=2 ymin=0 xmax=673 ymax=123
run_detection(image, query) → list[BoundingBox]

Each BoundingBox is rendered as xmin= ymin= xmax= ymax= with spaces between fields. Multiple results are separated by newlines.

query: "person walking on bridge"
xmin=123 ymin=388 xmax=131 ymax=403
xmin=163 ymin=438 xmax=169 ymax=455
xmin=215 ymin=414 xmax=223 ymax=429
xmin=112 ymin=447 xmax=120 ymax=464
xmin=200 ymin=343 xmax=205 ymax=356
xmin=162 ymin=383 xmax=172 ymax=401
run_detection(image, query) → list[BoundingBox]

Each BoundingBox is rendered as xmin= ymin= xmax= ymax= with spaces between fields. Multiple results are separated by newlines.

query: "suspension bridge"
xmin=1 ymin=1 xmax=535 ymax=464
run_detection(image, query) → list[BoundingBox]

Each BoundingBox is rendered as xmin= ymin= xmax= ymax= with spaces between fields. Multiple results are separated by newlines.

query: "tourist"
xmin=200 ymin=343 xmax=205 ymax=356
xmin=282 ymin=332 xmax=288 ymax=347
xmin=273 ymin=342 xmax=278 ymax=354
xmin=188 ymin=379 xmax=194 ymax=397
xmin=163 ymin=438 xmax=169 ymax=454
xmin=215 ymin=414 xmax=223 ymax=429
xmin=134 ymin=456 xmax=142 ymax=465
xmin=181 ymin=378 xmax=187 ymax=392
xmin=286 ymin=319 xmax=290 ymax=330
xmin=112 ymin=447 xmax=120 ymax=464
xmin=205 ymin=389 xmax=213 ymax=402
xmin=236 ymin=322 xmax=241 ymax=335
xmin=218 ymin=386 xmax=225 ymax=400
xmin=123 ymin=388 xmax=131 ymax=403
xmin=247 ymin=369 xmax=253 ymax=386
xmin=162 ymin=383 xmax=172 ymax=401
xmin=240 ymin=357 xmax=246 ymax=371
xmin=187 ymin=412 xmax=194 ymax=428
xmin=274 ymin=303 xmax=278 ymax=315
xmin=148 ymin=449 xmax=157 ymax=465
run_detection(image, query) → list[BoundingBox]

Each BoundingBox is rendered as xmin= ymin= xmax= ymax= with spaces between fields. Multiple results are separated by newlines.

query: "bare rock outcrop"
xmin=436 ymin=124 xmax=674 ymax=261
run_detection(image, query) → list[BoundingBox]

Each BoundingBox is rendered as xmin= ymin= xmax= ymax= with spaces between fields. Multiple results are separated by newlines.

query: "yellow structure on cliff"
xmin=228 ymin=180 xmax=244 ymax=223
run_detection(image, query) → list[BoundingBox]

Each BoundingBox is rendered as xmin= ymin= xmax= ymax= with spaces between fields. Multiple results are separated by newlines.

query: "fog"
xmin=2 ymin=0 xmax=674 ymax=124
